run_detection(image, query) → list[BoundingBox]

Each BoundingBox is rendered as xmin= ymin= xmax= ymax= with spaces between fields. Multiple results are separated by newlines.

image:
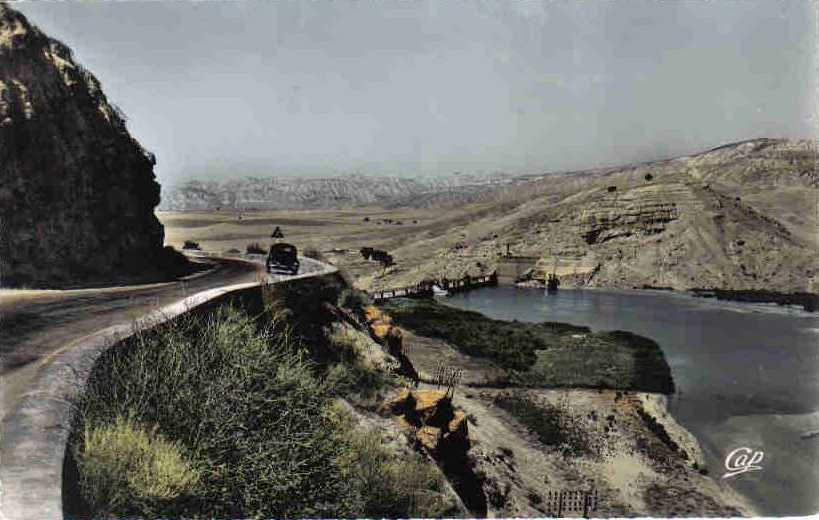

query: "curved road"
xmin=0 ymin=254 xmax=333 ymax=519
xmin=1 ymin=254 xmax=331 ymax=420
xmin=0 ymin=257 xmax=261 ymax=421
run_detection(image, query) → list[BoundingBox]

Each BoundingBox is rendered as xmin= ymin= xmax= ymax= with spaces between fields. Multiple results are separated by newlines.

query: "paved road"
xmin=0 ymin=254 xmax=334 ymax=520
xmin=0 ymin=255 xmax=326 ymax=422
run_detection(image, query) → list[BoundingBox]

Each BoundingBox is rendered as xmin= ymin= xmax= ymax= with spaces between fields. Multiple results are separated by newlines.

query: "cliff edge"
xmin=0 ymin=4 xmax=165 ymax=287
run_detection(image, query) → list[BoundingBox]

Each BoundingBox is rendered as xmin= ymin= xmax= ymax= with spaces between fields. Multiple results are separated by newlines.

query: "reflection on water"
xmin=446 ymin=287 xmax=819 ymax=516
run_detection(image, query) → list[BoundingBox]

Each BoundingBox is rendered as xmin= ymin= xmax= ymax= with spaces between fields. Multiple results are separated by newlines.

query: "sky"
xmin=14 ymin=0 xmax=817 ymax=185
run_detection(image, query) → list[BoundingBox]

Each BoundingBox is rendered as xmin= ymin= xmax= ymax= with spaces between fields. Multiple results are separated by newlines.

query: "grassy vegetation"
xmin=494 ymin=395 xmax=599 ymax=458
xmin=245 ymin=241 xmax=266 ymax=254
xmin=382 ymin=298 xmax=674 ymax=393
xmin=325 ymin=328 xmax=392 ymax=399
xmin=336 ymin=410 xmax=453 ymax=517
xmin=76 ymin=417 xmax=200 ymax=517
xmin=70 ymin=297 xmax=452 ymax=518
xmin=337 ymin=286 xmax=371 ymax=316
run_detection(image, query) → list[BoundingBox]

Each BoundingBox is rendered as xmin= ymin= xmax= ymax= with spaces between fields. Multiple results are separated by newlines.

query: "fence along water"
xmin=370 ymin=272 xmax=498 ymax=302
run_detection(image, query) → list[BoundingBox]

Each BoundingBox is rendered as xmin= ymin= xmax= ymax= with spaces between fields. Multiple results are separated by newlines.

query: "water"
xmin=446 ymin=287 xmax=819 ymax=516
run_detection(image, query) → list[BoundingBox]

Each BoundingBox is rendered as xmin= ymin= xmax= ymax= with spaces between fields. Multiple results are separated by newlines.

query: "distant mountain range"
xmin=157 ymin=172 xmax=540 ymax=211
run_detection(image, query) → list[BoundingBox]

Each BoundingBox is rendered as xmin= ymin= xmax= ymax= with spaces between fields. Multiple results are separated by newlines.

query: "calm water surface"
xmin=446 ymin=287 xmax=819 ymax=515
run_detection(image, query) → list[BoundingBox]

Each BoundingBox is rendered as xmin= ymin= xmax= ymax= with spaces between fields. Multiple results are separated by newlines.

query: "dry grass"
xmin=76 ymin=416 xmax=200 ymax=517
xmin=71 ymin=295 xmax=450 ymax=518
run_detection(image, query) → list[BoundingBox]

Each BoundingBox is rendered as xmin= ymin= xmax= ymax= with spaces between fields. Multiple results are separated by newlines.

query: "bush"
xmin=333 ymin=411 xmax=453 ymax=518
xmin=382 ymin=298 xmax=674 ymax=393
xmin=246 ymin=242 xmax=266 ymax=255
xmin=73 ymin=307 xmax=357 ymax=518
xmin=325 ymin=362 xmax=389 ymax=399
xmin=72 ymin=304 xmax=446 ymax=518
xmin=325 ymin=329 xmax=391 ymax=398
xmin=76 ymin=417 xmax=200 ymax=517
xmin=303 ymin=246 xmax=323 ymax=260
xmin=494 ymin=395 xmax=598 ymax=458
xmin=337 ymin=287 xmax=371 ymax=316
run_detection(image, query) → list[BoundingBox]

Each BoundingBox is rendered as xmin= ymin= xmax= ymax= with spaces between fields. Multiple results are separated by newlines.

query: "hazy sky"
xmin=15 ymin=1 xmax=816 ymax=185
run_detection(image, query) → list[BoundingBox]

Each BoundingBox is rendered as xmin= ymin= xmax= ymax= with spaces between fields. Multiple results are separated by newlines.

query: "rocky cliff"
xmin=0 ymin=5 xmax=165 ymax=287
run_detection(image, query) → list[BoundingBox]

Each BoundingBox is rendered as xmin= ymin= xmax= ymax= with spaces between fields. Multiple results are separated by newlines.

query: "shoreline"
xmin=443 ymin=283 xmax=819 ymax=515
xmin=511 ymin=280 xmax=818 ymax=314
xmin=385 ymin=299 xmax=758 ymax=516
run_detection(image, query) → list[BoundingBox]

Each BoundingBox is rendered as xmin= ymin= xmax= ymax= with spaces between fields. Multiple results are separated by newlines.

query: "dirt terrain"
xmin=397 ymin=318 xmax=756 ymax=517
xmin=160 ymin=138 xmax=818 ymax=295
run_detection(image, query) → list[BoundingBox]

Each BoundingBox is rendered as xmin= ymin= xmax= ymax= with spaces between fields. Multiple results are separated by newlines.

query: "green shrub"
xmin=245 ymin=242 xmax=266 ymax=254
xmin=337 ymin=287 xmax=371 ymax=316
xmin=382 ymin=298 xmax=674 ymax=393
xmin=494 ymin=395 xmax=597 ymax=458
xmin=74 ymin=307 xmax=357 ymax=518
xmin=75 ymin=416 xmax=200 ymax=517
xmin=325 ymin=359 xmax=390 ymax=399
xmin=333 ymin=410 xmax=453 ymax=518
xmin=325 ymin=329 xmax=390 ymax=398
xmin=303 ymin=246 xmax=324 ymax=260
xmin=72 ymin=304 xmax=443 ymax=519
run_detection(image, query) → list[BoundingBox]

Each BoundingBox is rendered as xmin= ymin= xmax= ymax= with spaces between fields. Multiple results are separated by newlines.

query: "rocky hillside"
xmin=158 ymin=172 xmax=537 ymax=211
xmin=363 ymin=138 xmax=817 ymax=293
xmin=0 ymin=5 xmax=165 ymax=287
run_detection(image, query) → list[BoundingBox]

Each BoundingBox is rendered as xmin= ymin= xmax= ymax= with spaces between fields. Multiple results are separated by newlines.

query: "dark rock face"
xmin=0 ymin=5 xmax=164 ymax=287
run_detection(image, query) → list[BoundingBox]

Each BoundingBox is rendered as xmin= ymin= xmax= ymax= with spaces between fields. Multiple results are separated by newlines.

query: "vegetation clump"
xmin=382 ymin=298 xmax=674 ymax=393
xmin=245 ymin=241 xmax=266 ymax=254
xmin=303 ymin=246 xmax=323 ymax=259
xmin=336 ymin=417 xmax=454 ymax=518
xmin=494 ymin=395 xmax=601 ymax=458
xmin=325 ymin=328 xmax=392 ymax=399
xmin=70 ymin=300 xmax=451 ymax=518
xmin=76 ymin=417 xmax=200 ymax=517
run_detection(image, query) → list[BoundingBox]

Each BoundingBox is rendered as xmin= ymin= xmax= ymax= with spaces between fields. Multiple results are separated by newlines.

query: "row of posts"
xmin=372 ymin=271 xmax=498 ymax=301
xmin=544 ymin=489 xmax=598 ymax=518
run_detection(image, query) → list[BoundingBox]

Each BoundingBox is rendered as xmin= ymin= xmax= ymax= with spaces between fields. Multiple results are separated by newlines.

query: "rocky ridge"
xmin=158 ymin=172 xmax=537 ymax=211
xmin=362 ymin=138 xmax=817 ymax=293
xmin=0 ymin=4 xmax=165 ymax=287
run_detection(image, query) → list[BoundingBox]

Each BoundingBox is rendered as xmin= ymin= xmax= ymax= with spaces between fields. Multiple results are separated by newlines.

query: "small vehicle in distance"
xmin=266 ymin=243 xmax=300 ymax=274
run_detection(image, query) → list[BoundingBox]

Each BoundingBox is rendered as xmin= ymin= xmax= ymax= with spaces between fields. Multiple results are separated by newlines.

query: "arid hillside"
xmin=360 ymin=138 xmax=817 ymax=293
xmin=0 ymin=5 xmax=165 ymax=287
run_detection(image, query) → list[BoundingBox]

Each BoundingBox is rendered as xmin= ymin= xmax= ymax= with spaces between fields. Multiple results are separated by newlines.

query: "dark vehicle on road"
xmin=266 ymin=243 xmax=300 ymax=274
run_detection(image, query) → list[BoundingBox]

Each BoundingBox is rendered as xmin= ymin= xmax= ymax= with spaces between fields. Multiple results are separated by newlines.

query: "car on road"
xmin=266 ymin=243 xmax=300 ymax=274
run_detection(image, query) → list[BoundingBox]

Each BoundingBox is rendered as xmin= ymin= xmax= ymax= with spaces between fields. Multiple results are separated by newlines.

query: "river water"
xmin=446 ymin=287 xmax=819 ymax=516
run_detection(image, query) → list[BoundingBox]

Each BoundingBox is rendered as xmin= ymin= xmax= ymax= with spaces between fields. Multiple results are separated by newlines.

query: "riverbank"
xmin=441 ymin=285 xmax=819 ymax=515
xmin=385 ymin=302 xmax=756 ymax=516
xmin=514 ymin=279 xmax=819 ymax=314
xmin=689 ymin=288 xmax=818 ymax=312
xmin=381 ymin=298 xmax=674 ymax=394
